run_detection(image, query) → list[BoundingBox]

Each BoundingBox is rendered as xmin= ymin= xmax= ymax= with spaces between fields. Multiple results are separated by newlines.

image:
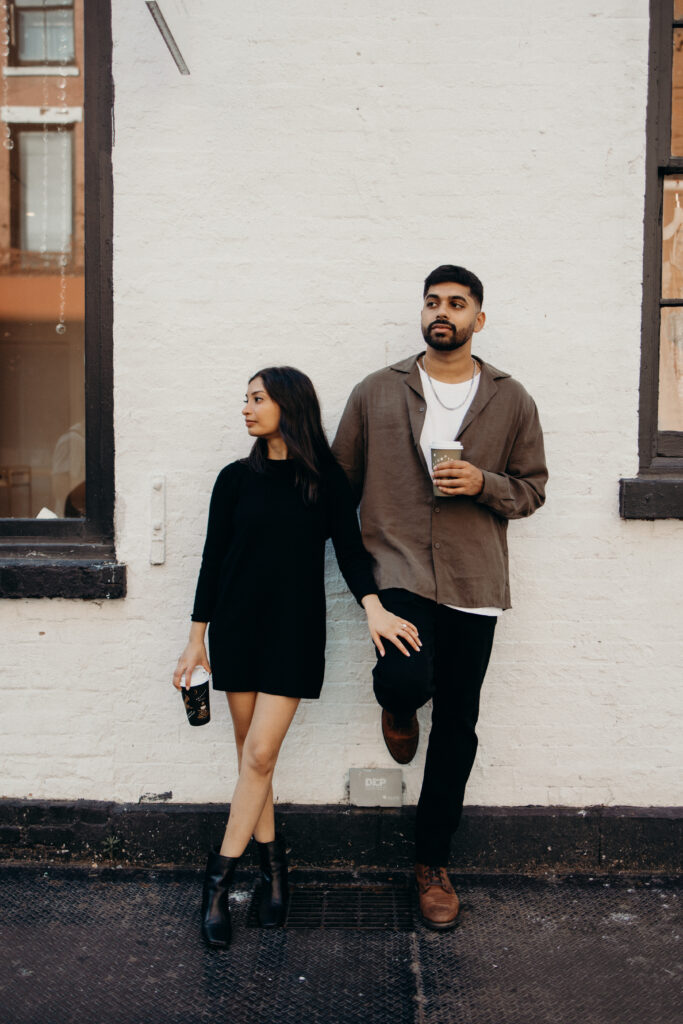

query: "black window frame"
xmin=620 ymin=0 xmax=683 ymax=518
xmin=8 ymin=0 xmax=75 ymax=68
xmin=0 ymin=0 xmax=126 ymax=599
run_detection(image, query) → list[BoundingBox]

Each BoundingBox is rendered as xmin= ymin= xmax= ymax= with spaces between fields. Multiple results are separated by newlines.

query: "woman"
xmin=173 ymin=366 xmax=420 ymax=949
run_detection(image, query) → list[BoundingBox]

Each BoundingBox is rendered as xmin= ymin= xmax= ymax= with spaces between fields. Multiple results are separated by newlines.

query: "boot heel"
xmin=256 ymin=835 xmax=289 ymax=928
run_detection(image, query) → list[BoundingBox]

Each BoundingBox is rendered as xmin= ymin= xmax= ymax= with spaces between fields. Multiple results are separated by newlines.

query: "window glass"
xmin=660 ymin=177 xmax=683 ymax=299
xmin=17 ymin=129 xmax=73 ymax=251
xmin=17 ymin=7 xmax=74 ymax=64
xmin=0 ymin=2 xmax=84 ymax=519
xmin=665 ymin=33 xmax=683 ymax=440
xmin=672 ymin=29 xmax=683 ymax=156
xmin=658 ymin=308 xmax=683 ymax=430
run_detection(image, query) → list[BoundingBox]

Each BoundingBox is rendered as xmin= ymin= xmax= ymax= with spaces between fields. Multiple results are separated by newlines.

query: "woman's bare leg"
xmin=225 ymin=692 xmax=276 ymax=843
xmin=220 ymin=692 xmax=300 ymax=858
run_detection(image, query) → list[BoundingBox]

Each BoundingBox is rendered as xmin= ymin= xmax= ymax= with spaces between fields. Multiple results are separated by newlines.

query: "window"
xmin=620 ymin=0 xmax=683 ymax=517
xmin=12 ymin=125 xmax=74 ymax=254
xmin=0 ymin=0 xmax=125 ymax=598
xmin=10 ymin=0 xmax=75 ymax=67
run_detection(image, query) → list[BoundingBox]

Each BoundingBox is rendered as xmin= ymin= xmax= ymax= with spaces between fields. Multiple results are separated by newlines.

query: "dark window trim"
xmin=0 ymin=0 xmax=126 ymax=598
xmin=621 ymin=0 xmax=683 ymax=519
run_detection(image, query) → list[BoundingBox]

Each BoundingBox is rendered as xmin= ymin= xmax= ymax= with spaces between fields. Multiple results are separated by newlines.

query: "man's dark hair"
xmin=423 ymin=265 xmax=484 ymax=308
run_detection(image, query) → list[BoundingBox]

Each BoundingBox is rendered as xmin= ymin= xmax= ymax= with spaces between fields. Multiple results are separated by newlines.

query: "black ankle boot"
xmin=200 ymin=849 xmax=238 ymax=948
xmin=257 ymin=835 xmax=289 ymax=927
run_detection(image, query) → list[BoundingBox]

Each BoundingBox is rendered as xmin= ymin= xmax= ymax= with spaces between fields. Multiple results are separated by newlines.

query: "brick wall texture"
xmin=2 ymin=0 xmax=682 ymax=809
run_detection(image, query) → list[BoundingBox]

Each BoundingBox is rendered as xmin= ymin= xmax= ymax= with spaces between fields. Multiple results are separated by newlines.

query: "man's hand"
xmin=433 ymin=459 xmax=484 ymax=497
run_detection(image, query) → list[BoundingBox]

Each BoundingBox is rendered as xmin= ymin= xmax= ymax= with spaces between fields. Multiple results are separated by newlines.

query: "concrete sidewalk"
xmin=0 ymin=865 xmax=679 ymax=1024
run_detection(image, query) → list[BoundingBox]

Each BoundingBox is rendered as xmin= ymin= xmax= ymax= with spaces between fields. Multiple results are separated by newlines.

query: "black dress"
xmin=191 ymin=457 xmax=377 ymax=699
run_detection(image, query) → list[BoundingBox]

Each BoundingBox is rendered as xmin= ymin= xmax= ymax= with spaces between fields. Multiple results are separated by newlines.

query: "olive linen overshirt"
xmin=331 ymin=354 xmax=548 ymax=611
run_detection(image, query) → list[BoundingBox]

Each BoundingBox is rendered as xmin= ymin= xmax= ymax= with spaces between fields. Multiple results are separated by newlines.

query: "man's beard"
xmin=421 ymin=321 xmax=474 ymax=352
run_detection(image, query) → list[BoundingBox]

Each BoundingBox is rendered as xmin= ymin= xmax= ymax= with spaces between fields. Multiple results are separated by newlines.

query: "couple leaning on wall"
xmin=172 ymin=264 xmax=548 ymax=949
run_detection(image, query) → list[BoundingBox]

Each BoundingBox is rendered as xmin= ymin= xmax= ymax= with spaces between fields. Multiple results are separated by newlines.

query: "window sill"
xmin=619 ymin=476 xmax=683 ymax=519
xmin=0 ymin=553 xmax=126 ymax=599
xmin=2 ymin=104 xmax=82 ymax=124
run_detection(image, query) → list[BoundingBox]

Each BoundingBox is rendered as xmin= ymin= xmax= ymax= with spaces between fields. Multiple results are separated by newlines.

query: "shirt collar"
xmin=389 ymin=352 xmax=511 ymax=382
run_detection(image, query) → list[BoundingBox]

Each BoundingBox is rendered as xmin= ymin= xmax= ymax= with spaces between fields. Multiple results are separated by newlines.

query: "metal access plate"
xmin=349 ymin=767 xmax=403 ymax=807
xmin=247 ymin=884 xmax=414 ymax=931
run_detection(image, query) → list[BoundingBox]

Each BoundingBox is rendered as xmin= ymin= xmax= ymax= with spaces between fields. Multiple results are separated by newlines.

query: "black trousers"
xmin=372 ymin=589 xmax=496 ymax=866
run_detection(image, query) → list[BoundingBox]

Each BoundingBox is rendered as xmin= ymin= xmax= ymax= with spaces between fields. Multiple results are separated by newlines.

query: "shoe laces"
xmin=422 ymin=866 xmax=454 ymax=892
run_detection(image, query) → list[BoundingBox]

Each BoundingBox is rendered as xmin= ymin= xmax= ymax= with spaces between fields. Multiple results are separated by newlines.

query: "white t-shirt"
xmin=418 ymin=361 xmax=502 ymax=618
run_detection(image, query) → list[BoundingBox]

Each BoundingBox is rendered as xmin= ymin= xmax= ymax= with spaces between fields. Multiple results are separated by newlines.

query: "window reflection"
xmin=13 ymin=1 xmax=75 ymax=66
xmin=661 ymin=178 xmax=683 ymax=299
xmin=659 ymin=308 xmax=683 ymax=431
xmin=0 ymin=0 xmax=84 ymax=519
xmin=16 ymin=127 xmax=73 ymax=252
xmin=672 ymin=29 xmax=683 ymax=156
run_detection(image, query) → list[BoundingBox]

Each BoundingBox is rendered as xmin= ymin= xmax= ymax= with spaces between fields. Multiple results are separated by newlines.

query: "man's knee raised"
xmin=373 ymin=648 xmax=434 ymax=713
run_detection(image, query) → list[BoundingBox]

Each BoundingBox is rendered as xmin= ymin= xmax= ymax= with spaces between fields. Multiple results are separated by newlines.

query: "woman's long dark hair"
xmin=247 ymin=366 xmax=334 ymax=503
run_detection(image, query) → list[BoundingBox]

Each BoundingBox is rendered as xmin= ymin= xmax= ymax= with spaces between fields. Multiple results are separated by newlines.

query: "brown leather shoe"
xmin=415 ymin=864 xmax=460 ymax=930
xmin=381 ymin=709 xmax=419 ymax=764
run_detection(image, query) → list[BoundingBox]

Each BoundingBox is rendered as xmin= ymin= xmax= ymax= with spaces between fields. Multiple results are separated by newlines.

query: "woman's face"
xmin=243 ymin=376 xmax=282 ymax=441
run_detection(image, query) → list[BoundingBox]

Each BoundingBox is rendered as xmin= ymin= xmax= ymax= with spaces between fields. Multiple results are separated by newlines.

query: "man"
xmin=332 ymin=265 xmax=547 ymax=930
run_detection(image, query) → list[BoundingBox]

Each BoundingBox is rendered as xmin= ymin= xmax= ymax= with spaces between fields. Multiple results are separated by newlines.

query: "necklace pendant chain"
xmin=422 ymin=354 xmax=478 ymax=411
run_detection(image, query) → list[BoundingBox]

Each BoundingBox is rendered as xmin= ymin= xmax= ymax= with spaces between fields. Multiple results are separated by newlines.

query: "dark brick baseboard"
xmin=0 ymin=800 xmax=680 ymax=874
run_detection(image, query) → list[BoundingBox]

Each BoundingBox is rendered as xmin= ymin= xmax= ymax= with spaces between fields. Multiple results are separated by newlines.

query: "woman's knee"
xmin=242 ymin=741 xmax=278 ymax=778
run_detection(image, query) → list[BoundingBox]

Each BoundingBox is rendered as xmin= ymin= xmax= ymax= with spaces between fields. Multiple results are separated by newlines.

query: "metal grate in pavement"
xmin=246 ymin=884 xmax=414 ymax=930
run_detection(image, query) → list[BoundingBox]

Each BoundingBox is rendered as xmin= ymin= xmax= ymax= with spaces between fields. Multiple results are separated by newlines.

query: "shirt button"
xmin=434 ymin=541 xmax=441 ymax=549
xmin=434 ymin=505 xmax=440 ymax=513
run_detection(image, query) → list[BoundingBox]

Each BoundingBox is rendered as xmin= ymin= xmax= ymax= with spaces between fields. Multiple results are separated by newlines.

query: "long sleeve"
xmin=325 ymin=459 xmax=377 ymax=605
xmin=474 ymin=393 xmax=547 ymax=520
xmin=191 ymin=462 xmax=244 ymax=622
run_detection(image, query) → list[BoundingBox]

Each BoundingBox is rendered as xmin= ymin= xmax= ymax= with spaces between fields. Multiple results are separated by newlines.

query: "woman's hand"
xmin=173 ymin=623 xmax=211 ymax=689
xmin=361 ymin=595 xmax=421 ymax=658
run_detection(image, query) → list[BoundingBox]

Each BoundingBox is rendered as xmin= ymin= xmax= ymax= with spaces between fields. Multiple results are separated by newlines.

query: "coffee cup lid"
xmin=189 ymin=666 xmax=211 ymax=687
xmin=430 ymin=440 xmax=463 ymax=448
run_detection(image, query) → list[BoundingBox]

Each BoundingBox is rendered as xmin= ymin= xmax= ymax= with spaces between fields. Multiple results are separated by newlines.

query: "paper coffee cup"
xmin=181 ymin=666 xmax=211 ymax=726
xmin=430 ymin=441 xmax=464 ymax=497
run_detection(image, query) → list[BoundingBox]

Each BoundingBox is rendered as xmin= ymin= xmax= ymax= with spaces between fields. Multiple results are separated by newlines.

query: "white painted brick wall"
xmin=2 ymin=0 xmax=682 ymax=809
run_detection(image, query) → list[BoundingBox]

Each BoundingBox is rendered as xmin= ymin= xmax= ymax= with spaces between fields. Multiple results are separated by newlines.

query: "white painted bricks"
xmin=2 ymin=1 xmax=682 ymax=810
